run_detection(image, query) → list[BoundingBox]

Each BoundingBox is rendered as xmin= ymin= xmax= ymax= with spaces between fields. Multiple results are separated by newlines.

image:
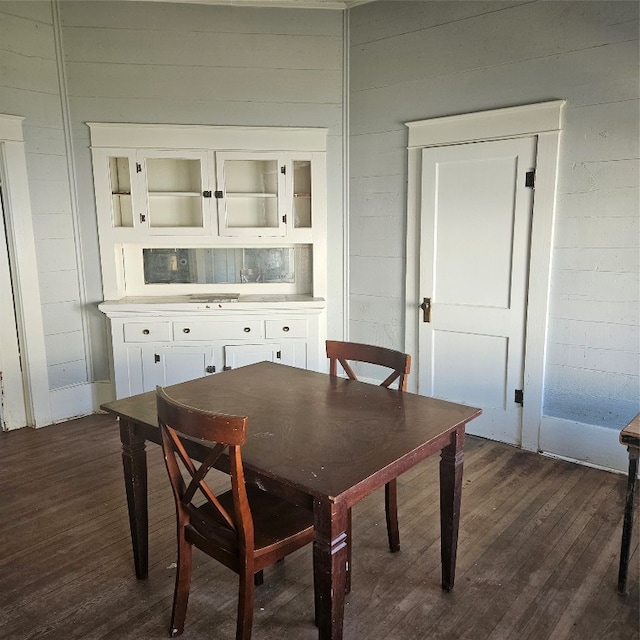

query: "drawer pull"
xmin=142 ymin=329 xmax=150 ymax=335
xmin=243 ymin=327 xmax=251 ymax=333
xmin=183 ymin=328 xmax=191 ymax=334
xmin=282 ymin=326 xmax=290 ymax=332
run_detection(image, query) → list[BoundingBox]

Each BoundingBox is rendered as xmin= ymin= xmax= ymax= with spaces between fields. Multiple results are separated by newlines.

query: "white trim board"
xmin=87 ymin=123 xmax=328 ymax=151
xmin=0 ymin=114 xmax=52 ymax=428
xmin=405 ymin=101 xmax=565 ymax=452
xmin=49 ymin=381 xmax=113 ymax=424
xmin=539 ymin=416 xmax=629 ymax=475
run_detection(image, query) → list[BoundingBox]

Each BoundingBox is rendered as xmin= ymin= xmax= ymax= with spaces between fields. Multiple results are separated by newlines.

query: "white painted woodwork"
xmin=61 ymin=1 xmax=344 ymax=385
xmin=405 ymin=103 xmax=562 ymax=452
xmin=0 ymin=114 xmax=52 ymax=428
xmin=418 ymin=137 xmax=537 ymax=445
xmin=91 ymin=123 xmax=328 ymax=396
xmin=0 ymin=2 xmax=90 ymax=405
xmin=0 ymin=177 xmax=27 ymax=430
xmin=351 ymin=0 xmax=638 ymax=469
xmin=100 ymin=300 xmax=322 ymax=398
xmin=89 ymin=123 xmax=328 ymax=300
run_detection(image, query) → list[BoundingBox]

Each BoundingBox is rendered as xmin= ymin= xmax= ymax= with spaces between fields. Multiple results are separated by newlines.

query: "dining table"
xmin=101 ymin=361 xmax=481 ymax=640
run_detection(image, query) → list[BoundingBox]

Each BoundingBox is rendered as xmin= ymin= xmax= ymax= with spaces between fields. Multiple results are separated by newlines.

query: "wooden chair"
xmin=326 ymin=340 xmax=411 ymax=556
xmin=156 ymin=386 xmax=315 ymax=639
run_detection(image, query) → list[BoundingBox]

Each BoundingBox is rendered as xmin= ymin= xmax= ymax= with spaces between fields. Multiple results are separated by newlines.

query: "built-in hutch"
xmin=91 ymin=123 xmax=327 ymax=398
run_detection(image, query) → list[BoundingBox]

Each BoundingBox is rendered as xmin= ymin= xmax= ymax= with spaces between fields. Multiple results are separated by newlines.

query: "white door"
xmin=0 ymin=186 xmax=28 ymax=430
xmin=418 ymin=137 xmax=536 ymax=445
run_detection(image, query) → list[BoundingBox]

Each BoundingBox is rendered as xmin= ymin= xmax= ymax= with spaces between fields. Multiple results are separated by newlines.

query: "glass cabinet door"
xmin=216 ymin=152 xmax=286 ymax=236
xmin=292 ymin=159 xmax=312 ymax=228
xmin=107 ymin=154 xmax=135 ymax=227
xmin=139 ymin=151 xmax=211 ymax=232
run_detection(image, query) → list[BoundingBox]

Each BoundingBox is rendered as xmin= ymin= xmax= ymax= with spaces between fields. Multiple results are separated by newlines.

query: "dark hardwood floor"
xmin=0 ymin=414 xmax=637 ymax=639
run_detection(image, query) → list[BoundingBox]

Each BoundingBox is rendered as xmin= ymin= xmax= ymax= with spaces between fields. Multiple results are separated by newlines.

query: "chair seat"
xmin=188 ymin=485 xmax=315 ymax=558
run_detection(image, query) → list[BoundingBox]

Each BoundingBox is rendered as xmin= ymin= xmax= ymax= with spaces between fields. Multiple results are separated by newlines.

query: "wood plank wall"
xmin=59 ymin=0 xmax=345 ymax=382
xmin=348 ymin=1 xmax=639 ymax=429
xmin=0 ymin=1 xmax=88 ymax=391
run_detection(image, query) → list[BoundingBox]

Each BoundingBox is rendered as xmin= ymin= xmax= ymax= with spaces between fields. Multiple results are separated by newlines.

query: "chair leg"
xmin=236 ymin=567 xmax=255 ymax=640
xmin=170 ymin=533 xmax=193 ymax=637
xmin=346 ymin=508 xmax=352 ymax=594
xmin=385 ymin=479 xmax=400 ymax=552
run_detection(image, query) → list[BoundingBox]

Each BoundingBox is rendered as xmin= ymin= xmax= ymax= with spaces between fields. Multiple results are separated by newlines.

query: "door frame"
xmin=404 ymin=101 xmax=565 ymax=452
xmin=0 ymin=114 xmax=51 ymax=427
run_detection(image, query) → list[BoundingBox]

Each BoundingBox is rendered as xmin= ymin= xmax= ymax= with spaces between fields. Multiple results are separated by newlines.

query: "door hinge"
xmin=136 ymin=163 xmax=142 ymax=173
xmin=525 ymin=170 xmax=535 ymax=188
xmin=514 ymin=389 xmax=524 ymax=405
xmin=154 ymin=353 xmax=161 ymax=363
xmin=205 ymin=365 xmax=215 ymax=373
xmin=214 ymin=190 xmax=223 ymax=198
xmin=280 ymin=165 xmax=286 ymax=175
xmin=276 ymin=350 xmax=282 ymax=359
xmin=282 ymin=214 xmax=287 ymax=224
xmin=202 ymin=190 xmax=212 ymax=198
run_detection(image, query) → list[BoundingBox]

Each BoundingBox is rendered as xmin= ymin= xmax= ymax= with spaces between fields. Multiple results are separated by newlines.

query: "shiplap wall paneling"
xmin=59 ymin=1 xmax=345 ymax=381
xmin=0 ymin=1 xmax=89 ymax=394
xmin=348 ymin=0 xmax=639 ymax=452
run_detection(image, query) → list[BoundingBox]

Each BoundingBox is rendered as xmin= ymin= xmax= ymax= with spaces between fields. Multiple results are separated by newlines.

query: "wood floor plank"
xmin=0 ymin=415 xmax=637 ymax=640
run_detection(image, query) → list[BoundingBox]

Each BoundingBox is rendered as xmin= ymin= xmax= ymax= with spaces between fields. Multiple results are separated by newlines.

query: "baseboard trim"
xmin=48 ymin=380 xmax=115 ymax=424
xmin=539 ymin=415 xmax=629 ymax=474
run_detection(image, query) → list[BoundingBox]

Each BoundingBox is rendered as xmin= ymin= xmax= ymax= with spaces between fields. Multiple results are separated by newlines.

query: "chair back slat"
xmin=157 ymin=387 xmax=251 ymax=542
xmin=326 ymin=340 xmax=411 ymax=390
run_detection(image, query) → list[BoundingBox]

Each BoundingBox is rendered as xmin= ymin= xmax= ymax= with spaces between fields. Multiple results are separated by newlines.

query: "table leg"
xmin=119 ymin=419 xmax=149 ymax=579
xmin=439 ymin=426 xmax=465 ymax=592
xmin=313 ymin=498 xmax=349 ymax=640
xmin=617 ymin=447 xmax=639 ymax=594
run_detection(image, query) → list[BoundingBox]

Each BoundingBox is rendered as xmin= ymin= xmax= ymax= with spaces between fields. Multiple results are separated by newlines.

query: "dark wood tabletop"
xmin=102 ymin=361 xmax=482 ymax=639
xmin=620 ymin=413 xmax=640 ymax=449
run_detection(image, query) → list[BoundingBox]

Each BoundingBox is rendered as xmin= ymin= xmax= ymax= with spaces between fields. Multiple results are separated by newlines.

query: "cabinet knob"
xmin=183 ymin=327 xmax=191 ymax=334
xmin=282 ymin=326 xmax=290 ymax=332
xmin=243 ymin=327 xmax=251 ymax=333
xmin=142 ymin=329 xmax=150 ymax=335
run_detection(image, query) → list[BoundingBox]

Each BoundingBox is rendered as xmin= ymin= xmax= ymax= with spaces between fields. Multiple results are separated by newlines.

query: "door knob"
xmin=420 ymin=297 xmax=432 ymax=323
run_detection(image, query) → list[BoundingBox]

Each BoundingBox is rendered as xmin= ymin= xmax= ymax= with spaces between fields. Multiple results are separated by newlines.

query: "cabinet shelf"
xmin=148 ymin=191 xmax=201 ymax=197
xmin=226 ymin=192 xmax=277 ymax=198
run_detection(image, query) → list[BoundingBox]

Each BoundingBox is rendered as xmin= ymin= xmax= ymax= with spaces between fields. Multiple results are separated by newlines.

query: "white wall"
xmin=0 ymin=1 xmax=90 ymax=396
xmin=59 ymin=0 xmax=345 ymax=382
xmin=348 ymin=1 xmax=639 ymax=440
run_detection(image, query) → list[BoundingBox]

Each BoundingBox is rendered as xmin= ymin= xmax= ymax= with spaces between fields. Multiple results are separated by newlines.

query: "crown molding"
xmin=130 ymin=0 xmax=373 ymax=8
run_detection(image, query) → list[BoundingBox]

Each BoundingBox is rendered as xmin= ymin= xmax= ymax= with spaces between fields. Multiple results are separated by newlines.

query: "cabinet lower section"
xmin=101 ymin=304 xmax=324 ymax=399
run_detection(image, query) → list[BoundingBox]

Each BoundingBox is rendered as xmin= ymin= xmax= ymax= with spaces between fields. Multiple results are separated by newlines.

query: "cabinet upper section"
xmin=89 ymin=123 xmax=326 ymax=240
xmin=88 ymin=124 xmax=327 ymax=300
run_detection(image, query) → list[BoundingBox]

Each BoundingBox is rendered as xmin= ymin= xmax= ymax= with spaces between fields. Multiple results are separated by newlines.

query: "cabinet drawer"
xmin=173 ymin=320 xmax=264 ymax=341
xmin=123 ymin=322 xmax=172 ymax=343
xmin=265 ymin=319 xmax=308 ymax=339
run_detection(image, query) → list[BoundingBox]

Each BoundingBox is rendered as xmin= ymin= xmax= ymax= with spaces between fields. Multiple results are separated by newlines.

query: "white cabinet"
xmin=99 ymin=149 xmax=212 ymax=235
xmin=101 ymin=303 xmax=323 ymax=398
xmin=215 ymin=152 xmax=313 ymax=237
xmin=91 ymin=124 xmax=327 ymax=398
xmin=122 ymin=344 xmax=215 ymax=397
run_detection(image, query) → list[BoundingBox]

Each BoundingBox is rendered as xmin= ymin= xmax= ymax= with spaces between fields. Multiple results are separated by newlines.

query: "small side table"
xmin=618 ymin=413 xmax=640 ymax=594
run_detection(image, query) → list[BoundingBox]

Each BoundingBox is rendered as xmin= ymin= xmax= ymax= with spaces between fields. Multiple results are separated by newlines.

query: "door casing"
xmin=0 ymin=114 xmax=51 ymax=428
xmin=404 ymin=101 xmax=564 ymax=452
